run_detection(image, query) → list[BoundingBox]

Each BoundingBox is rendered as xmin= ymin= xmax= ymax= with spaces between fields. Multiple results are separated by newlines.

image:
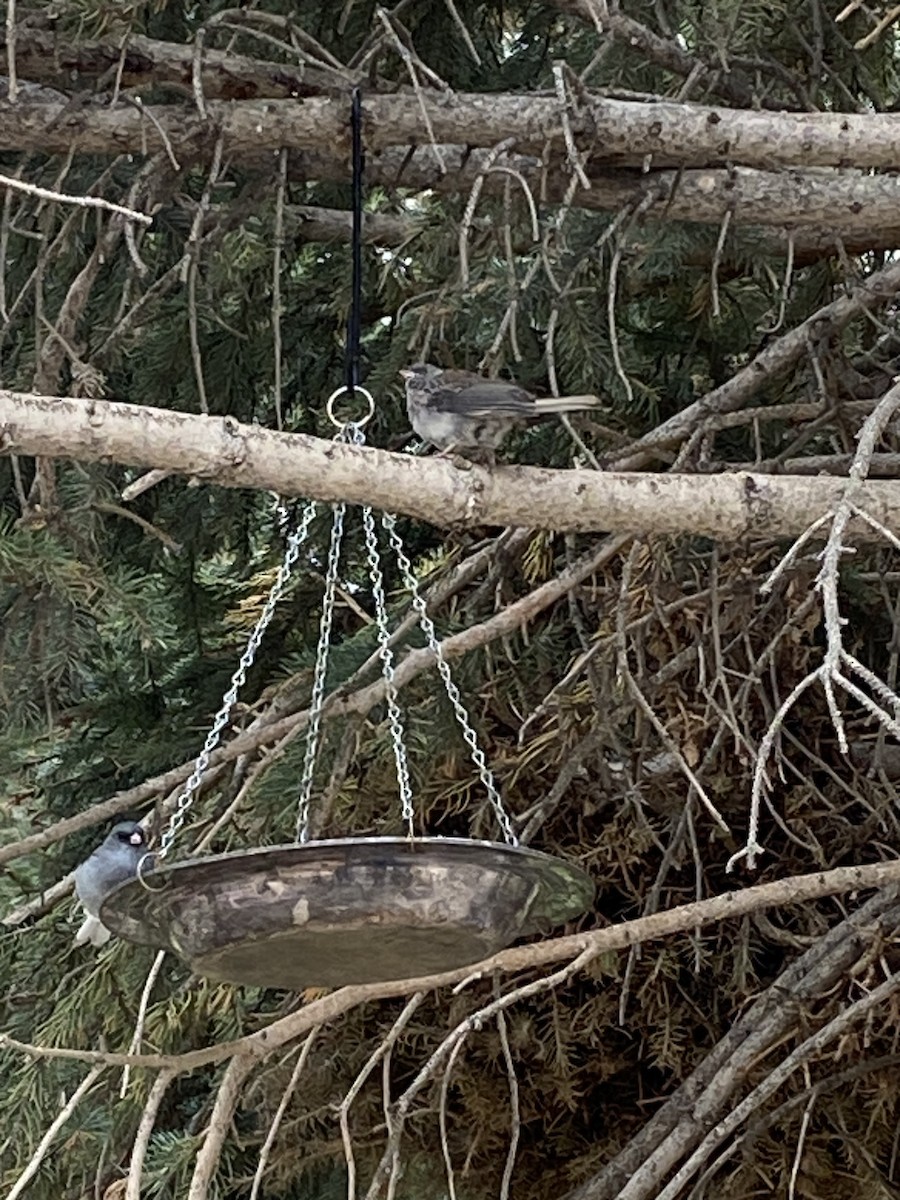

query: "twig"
xmin=787 ymin=1090 xmax=816 ymax=1200
xmin=854 ymin=3 xmax=900 ymax=49
xmin=192 ymin=27 xmax=208 ymax=119
xmin=0 ymin=172 xmax=153 ymax=225
xmin=5 ymin=1065 xmax=105 ymax=1200
xmin=0 ymin=160 xmax=23 ymax=322
xmin=709 ymin=207 xmax=732 ymax=320
xmin=496 ymin=1002 xmax=520 ymax=1200
xmin=834 ymin=664 xmax=900 ymax=743
xmin=606 ymin=248 xmax=635 ymax=403
xmin=489 ymin=166 xmax=540 ymax=243
xmin=339 ymin=994 xmax=425 ymax=1200
xmin=849 ymin=501 xmax=900 ymax=552
xmin=122 ymin=96 xmax=182 ymax=170
xmin=759 ymin=229 xmax=795 ymax=334
xmin=607 ymin=202 xmax=650 ymax=407
xmin=92 ymin=501 xmax=182 ymax=552
xmin=3 ymin=871 xmax=74 ymax=926
xmin=125 ymin=1069 xmax=177 ymax=1200
xmin=499 ymin=175 xmax=521 ymax=360
xmin=108 ymin=28 xmax=130 ymax=108
xmin=183 ymin=134 xmax=225 ymax=413
xmin=188 ymin=1053 xmax=258 ymax=1200
xmin=120 ymin=468 xmax=174 ymax=502
xmin=760 ymin=512 xmax=834 ymax=595
xmin=835 ymin=0 xmax=865 ymax=19
xmin=552 ymin=62 xmax=591 ymax=190
xmin=5 ymin=0 xmax=17 ymax=103
xmin=459 ymin=138 xmax=517 ymax=286
xmin=437 ymin=1036 xmax=468 ymax=1200
xmin=376 ymin=7 xmax=446 ymax=173
xmin=816 ymin=391 xmax=900 ymax=657
xmin=729 ymin=667 xmax=821 ymax=872
xmin=249 ymin=1030 xmax=320 ymax=1200
xmin=442 ymin=0 xmax=480 ymax=63
xmin=120 ymin=950 xmax=168 ymax=1099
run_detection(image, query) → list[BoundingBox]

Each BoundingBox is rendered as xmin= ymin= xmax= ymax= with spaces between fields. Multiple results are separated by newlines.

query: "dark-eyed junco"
xmin=400 ymin=363 xmax=602 ymax=461
xmin=73 ymin=820 xmax=151 ymax=947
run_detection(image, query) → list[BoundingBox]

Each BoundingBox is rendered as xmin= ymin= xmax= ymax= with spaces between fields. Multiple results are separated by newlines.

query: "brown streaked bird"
xmin=400 ymin=363 xmax=602 ymax=462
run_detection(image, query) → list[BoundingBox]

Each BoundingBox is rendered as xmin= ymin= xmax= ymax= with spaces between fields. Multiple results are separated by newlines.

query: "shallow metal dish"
xmin=100 ymin=836 xmax=594 ymax=989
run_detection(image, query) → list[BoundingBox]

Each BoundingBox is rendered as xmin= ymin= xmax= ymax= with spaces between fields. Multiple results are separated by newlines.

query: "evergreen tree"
xmin=2 ymin=1 xmax=900 ymax=1197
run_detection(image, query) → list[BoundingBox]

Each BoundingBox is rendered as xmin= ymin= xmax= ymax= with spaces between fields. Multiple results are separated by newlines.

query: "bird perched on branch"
xmin=73 ymin=820 xmax=151 ymax=947
xmin=401 ymin=362 xmax=602 ymax=462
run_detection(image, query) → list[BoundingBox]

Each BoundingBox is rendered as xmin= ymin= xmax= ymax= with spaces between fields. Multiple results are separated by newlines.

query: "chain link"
xmin=362 ymin=506 xmax=415 ymax=838
xmin=158 ymin=417 xmax=515 ymax=854
xmin=381 ymin=513 xmax=518 ymax=846
xmin=294 ymin=421 xmax=365 ymax=841
xmin=295 ymin=501 xmax=346 ymax=843
xmin=158 ymin=500 xmax=319 ymax=859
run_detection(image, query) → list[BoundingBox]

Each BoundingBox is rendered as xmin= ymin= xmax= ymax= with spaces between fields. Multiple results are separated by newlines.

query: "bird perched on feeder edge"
xmin=400 ymin=362 xmax=603 ymax=463
xmin=73 ymin=820 xmax=151 ymax=947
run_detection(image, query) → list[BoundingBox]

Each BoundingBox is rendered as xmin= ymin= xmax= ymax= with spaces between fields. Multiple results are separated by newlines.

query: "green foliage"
xmin=3 ymin=0 xmax=900 ymax=1198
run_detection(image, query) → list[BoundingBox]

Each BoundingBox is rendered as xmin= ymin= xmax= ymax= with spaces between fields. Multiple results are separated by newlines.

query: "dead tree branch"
xmin=4 ymin=389 xmax=900 ymax=539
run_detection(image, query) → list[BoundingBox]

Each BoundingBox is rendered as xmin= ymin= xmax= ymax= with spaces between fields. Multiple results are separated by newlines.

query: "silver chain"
xmin=381 ymin=513 xmax=518 ymax=846
xmin=294 ymin=420 xmax=366 ymax=841
xmin=158 ymin=411 xmax=514 ymax=853
xmin=362 ymin=506 xmax=415 ymax=838
xmin=158 ymin=500 xmax=319 ymax=859
xmin=295 ymin=500 xmax=347 ymax=843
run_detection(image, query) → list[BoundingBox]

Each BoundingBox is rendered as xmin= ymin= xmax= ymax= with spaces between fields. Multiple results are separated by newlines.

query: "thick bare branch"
xmin=1 ymin=94 xmax=899 ymax=169
xmin=314 ymin=147 xmax=900 ymax=244
xmin=3 ymin=389 xmax=900 ymax=539
xmin=1 ymin=96 xmax=897 ymax=240
xmin=0 ymin=28 xmax=364 ymax=99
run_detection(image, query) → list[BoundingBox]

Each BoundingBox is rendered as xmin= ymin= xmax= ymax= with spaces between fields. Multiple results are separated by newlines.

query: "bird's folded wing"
xmin=434 ymin=383 xmax=536 ymax=416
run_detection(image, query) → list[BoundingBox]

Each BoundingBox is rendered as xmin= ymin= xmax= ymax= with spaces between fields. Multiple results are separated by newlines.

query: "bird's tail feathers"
xmin=533 ymin=394 xmax=603 ymax=413
xmin=75 ymin=914 xmax=111 ymax=947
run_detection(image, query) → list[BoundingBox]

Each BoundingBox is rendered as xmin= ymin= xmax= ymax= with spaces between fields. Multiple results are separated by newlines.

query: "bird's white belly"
xmin=411 ymin=405 xmax=511 ymax=451
xmin=412 ymin=407 xmax=467 ymax=449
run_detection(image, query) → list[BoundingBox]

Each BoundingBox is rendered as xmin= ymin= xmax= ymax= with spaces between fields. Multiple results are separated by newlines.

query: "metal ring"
xmin=137 ymin=851 xmax=167 ymax=892
xmin=325 ymin=385 xmax=375 ymax=429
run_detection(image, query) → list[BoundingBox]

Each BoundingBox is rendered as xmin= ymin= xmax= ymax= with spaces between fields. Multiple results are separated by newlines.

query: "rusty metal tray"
xmin=100 ymin=836 xmax=594 ymax=989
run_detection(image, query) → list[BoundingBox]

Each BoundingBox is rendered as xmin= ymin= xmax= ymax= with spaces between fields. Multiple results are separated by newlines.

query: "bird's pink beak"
xmin=399 ymin=369 xmax=413 ymax=379
xmin=129 ymin=830 xmax=143 ymax=845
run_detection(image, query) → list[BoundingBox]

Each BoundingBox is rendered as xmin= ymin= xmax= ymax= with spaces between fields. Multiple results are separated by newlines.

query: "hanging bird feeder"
xmin=100 ymin=463 xmax=594 ymax=987
xmin=102 ymin=838 xmax=592 ymax=990
xmin=99 ymin=91 xmax=593 ymax=989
